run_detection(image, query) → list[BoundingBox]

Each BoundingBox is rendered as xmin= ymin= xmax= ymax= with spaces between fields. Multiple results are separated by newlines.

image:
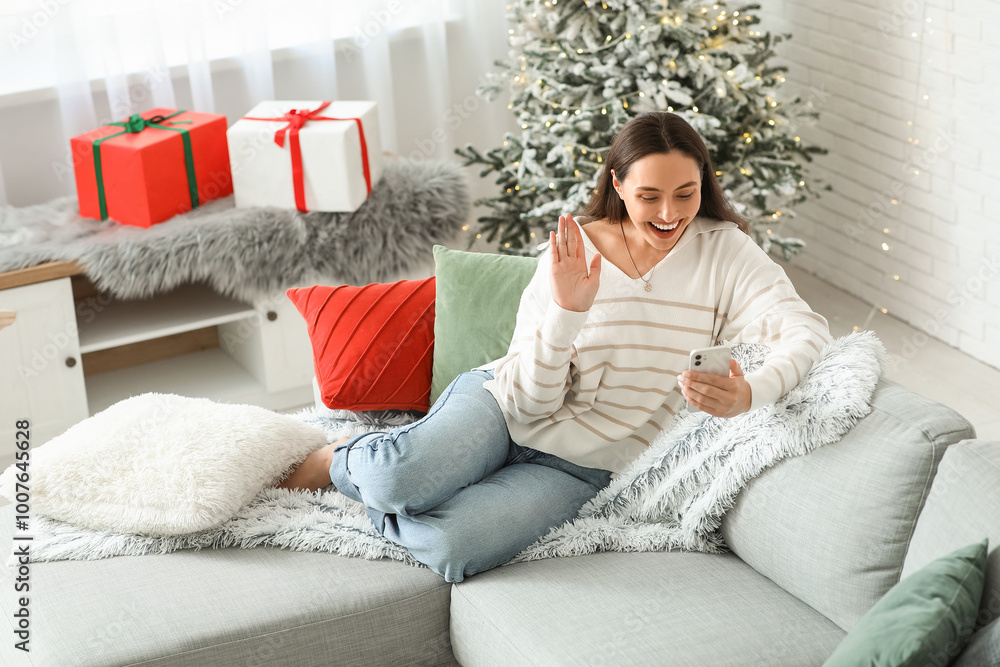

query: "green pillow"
xmin=824 ymin=539 xmax=989 ymax=667
xmin=431 ymin=245 xmax=539 ymax=405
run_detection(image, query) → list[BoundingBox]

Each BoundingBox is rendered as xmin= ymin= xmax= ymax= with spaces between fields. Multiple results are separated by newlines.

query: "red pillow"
xmin=286 ymin=278 xmax=436 ymax=412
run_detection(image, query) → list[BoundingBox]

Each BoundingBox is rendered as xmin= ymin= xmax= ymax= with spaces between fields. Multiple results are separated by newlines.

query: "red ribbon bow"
xmin=243 ymin=101 xmax=372 ymax=212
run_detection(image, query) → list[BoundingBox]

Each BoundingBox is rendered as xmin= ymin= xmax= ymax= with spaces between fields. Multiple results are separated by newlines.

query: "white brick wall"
xmin=759 ymin=0 xmax=1000 ymax=369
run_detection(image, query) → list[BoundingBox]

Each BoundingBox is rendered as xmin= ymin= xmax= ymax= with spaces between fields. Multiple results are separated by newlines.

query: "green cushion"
xmin=823 ymin=539 xmax=989 ymax=667
xmin=430 ymin=246 xmax=539 ymax=405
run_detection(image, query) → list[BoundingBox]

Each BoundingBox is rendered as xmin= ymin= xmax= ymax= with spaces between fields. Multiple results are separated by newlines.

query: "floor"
xmin=778 ymin=260 xmax=1000 ymax=441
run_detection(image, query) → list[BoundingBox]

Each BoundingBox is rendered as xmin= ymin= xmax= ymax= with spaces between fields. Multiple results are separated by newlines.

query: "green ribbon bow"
xmin=91 ymin=110 xmax=200 ymax=221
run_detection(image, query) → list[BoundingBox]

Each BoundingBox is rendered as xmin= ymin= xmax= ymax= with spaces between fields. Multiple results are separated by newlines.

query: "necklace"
xmin=620 ymin=223 xmax=653 ymax=292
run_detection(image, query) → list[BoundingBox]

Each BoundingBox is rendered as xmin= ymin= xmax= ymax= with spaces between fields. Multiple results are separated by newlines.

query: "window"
xmin=0 ymin=0 xmax=458 ymax=97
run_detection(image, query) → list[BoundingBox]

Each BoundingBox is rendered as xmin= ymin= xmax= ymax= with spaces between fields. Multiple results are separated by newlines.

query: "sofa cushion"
xmin=0 ymin=393 xmax=330 ymax=537
xmin=450 ymin=551 xmax=845 ymax=667
xmin=824 ymin=540 xmax=988 ymax=666
xmin=901 ymin=440 xmax=1000 ymax=645
xmin=720 ymin=378 xmax=975 ymax=632
xmin=430 ymin=245 xmax=538 ymax=405
xmin=0 ymin=505 xmax=457 ymax=667
xmin=286 ymin=278 xmax=437 ymax=412
xmin=954 ymin=617 xmax=1000 ymax=667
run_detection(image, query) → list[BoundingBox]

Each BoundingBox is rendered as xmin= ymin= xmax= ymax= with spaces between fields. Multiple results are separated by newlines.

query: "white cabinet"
xmin=219 ymin=293 xmax=315 ymax=395
xmin=0 ymin=278 xmax=89 ymax=471
xmin=0 ymin=276 xmax=316 ymax=472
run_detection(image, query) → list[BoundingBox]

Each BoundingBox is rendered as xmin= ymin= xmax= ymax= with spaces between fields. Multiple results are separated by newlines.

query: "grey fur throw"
xmin=11 ymin=331 xmax=887 ymax=566
xmin=509 ymin=330 xmax=887 ymax=562
xmin=0 ymin=160 xmax=469 ymax=303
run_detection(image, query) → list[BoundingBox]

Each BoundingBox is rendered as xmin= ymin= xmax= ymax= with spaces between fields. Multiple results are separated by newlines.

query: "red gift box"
xmin=71 ymin=108 xmax=233 ymax=228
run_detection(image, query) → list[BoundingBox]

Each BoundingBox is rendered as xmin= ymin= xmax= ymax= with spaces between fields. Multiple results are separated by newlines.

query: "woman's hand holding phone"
xmin=679 ymin=346 xmax=752 ymax=418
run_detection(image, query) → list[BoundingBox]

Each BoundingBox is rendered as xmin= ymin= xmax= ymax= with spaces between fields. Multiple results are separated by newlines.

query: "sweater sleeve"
xmin=717 ymin=240 xmax=833 ymax=411
xmin=489 ymin=246 xmax=590 ymax=424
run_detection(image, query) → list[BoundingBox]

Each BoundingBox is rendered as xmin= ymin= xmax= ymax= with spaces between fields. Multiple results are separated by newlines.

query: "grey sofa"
xmin=1 ymin=377 xmax=997 ymax=666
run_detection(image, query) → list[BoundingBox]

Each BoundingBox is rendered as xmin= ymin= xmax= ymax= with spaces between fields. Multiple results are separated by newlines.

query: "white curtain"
xmin=0 ymin=0 xmax=514 ymax=205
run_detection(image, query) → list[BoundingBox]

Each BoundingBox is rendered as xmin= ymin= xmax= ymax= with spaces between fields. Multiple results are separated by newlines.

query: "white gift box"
xmin=227 ymin=100 xmax=383 ymax=213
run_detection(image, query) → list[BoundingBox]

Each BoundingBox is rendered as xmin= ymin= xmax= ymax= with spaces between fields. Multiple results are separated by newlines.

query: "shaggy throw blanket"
xmin=0 ymin=161 xmax=468 ymax=303
xmin=9 ymin=331 xmax=886 ymax=567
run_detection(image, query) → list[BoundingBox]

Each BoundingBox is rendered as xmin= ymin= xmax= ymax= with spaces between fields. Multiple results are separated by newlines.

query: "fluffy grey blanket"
xmin=0 ymin=161 xmax=469 ymax=302
xmin=10 ymin=331 xmax=886 ymax=567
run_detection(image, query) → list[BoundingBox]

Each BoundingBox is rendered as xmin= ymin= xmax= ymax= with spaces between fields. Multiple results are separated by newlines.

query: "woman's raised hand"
xmin=549 ymin=214 xmax=602 ymax=312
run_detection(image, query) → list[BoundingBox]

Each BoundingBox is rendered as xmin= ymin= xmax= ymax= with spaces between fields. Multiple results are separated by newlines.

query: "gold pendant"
xmin=644 ymin=283 xmax=652 ymax=292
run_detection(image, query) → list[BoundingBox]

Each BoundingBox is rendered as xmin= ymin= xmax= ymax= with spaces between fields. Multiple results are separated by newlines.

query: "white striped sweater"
xmin=479 ymin=216 xmax=833 ymax=474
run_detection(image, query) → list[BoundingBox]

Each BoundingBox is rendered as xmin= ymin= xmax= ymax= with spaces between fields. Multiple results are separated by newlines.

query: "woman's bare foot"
xmin=277 ymin=436 xmax=350 ymax=491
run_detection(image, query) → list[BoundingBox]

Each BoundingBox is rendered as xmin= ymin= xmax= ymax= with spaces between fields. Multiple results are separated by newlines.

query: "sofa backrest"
xmin=900 ymin=439 xmax=1000 ymax=637
xmin=719 ymin=377 xmax=975 ymax=632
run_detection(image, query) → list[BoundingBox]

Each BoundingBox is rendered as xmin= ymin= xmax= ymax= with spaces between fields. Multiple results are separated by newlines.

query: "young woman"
xmin=278 ymin=112 xmax=832 ymax=582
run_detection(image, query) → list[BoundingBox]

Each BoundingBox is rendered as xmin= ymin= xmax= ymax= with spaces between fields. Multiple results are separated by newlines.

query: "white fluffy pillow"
xmin=0 ymin=393 xmax=329 ymax=536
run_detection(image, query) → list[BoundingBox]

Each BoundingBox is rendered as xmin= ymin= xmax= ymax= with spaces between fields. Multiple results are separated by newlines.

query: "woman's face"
xmin=612 ymin=151 xmax=702 ymax=255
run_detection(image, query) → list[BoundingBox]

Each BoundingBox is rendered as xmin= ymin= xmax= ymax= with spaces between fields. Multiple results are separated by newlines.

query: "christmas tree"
xmin=457 ymin=0 xmax=829 ymax=258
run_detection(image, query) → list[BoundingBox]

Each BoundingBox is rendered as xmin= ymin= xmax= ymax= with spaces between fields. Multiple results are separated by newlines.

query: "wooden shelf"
xmin=0 ymin=260 xmax=83 ymax=290
xmin=82 ymin=326 xmax=220 ymax=375
xmin=77 ymin=283 xmax=257 ymax=354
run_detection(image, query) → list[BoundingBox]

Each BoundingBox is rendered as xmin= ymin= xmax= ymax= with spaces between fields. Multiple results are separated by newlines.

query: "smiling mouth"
xmin=649 ymin=219 xmax=681 ymax=232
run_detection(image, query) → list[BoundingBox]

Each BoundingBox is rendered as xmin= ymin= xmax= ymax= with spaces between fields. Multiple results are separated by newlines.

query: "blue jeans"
xmin=328 ymin=369 xmax=612 ymax=582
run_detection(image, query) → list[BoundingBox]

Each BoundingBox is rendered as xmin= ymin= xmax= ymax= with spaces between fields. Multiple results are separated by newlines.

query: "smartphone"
xmin=686 ymin=345 xmax=732 ymax=412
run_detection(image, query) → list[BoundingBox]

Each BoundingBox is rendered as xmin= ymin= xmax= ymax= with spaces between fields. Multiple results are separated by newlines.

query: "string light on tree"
xmin=456 ymin=0 xmax=830 ymax=255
